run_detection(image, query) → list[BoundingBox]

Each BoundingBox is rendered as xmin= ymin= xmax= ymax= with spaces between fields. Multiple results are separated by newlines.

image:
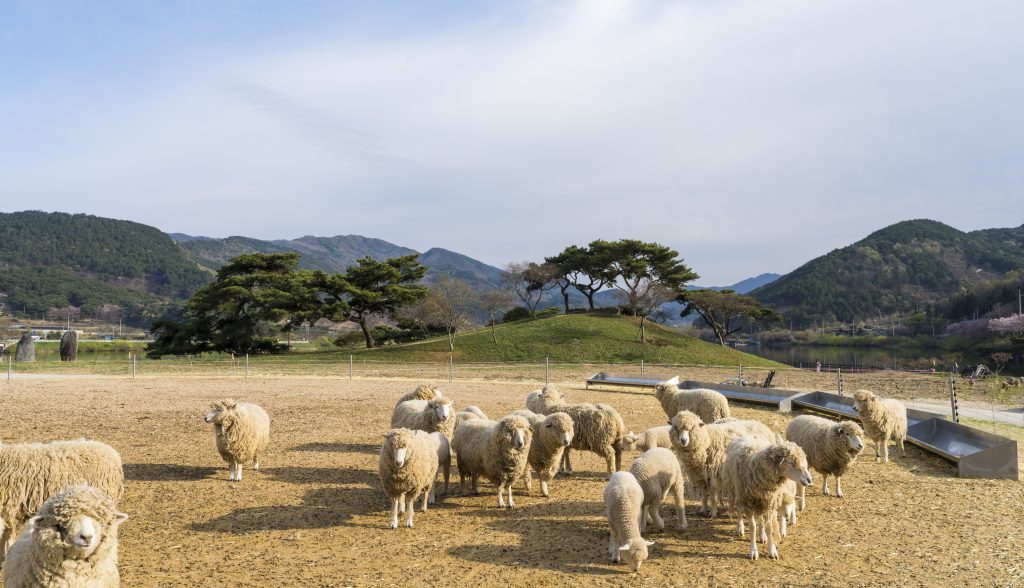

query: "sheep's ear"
xmin=619 ymin=543 xmax=632 ymax=551
xmin=113 ymin=511 xmax=129 ymax=525
xmin=27 ymin=515 xmax=43 ymax=529
xmin=644 ymin=540 xmax=656 ymax=547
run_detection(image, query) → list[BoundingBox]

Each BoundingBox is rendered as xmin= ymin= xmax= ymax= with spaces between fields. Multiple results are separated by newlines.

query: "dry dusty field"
xmin=0 ymin=375 xmax=1021 ymax=587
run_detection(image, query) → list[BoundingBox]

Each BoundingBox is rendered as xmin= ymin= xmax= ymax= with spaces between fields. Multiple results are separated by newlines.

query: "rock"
xmin=14 ymin=334 xmax=35 ymax=362
xmin=60 ymin=330 xmax=79 ymax=361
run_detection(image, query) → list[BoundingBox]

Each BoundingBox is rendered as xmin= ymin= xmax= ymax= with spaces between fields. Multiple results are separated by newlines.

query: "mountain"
xmin=717 ymin=273 xmax=782 ymax=294
xmin=750 ymin=219 xmax=1024 ymax=327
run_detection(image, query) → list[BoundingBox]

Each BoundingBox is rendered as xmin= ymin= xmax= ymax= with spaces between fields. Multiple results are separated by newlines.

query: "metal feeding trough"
xmin=679 ymin=380 xmax=801 ymax=409
xmin=585 ymin=373 xmax=679 ymax=390
xmin=907 ymin=419 xmax=1019 ymax=480
xmin=789 ymin=391 xmax=859 ymax=419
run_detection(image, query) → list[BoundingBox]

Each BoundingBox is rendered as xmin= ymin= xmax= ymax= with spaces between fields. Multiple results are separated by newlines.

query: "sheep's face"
xmin=384 ymin=432 xmax=413 ymax=468
xmin=431 ymin=399 xmax=453 ymax=422
xmin=836 ymin=422 xmax=865 ymax=455
xmin=852 ymin=390 xmax=876 ymax=414
xmin=32 ymin=510 xmax=126 ymax=559
xmin=512 ymin=425 xmax=531 ymax=450
xmin=778 ymin=446 xmax=812 ymax=487
xmin=545 ymin=414 xmax=574 ymax=447
xmin=619 ymin=540 xmax=654 ymax=572
xmin=622 ymin=432 xmax=640 ymax=451
xmin=669 ymin=411 xmax=702 ymax=450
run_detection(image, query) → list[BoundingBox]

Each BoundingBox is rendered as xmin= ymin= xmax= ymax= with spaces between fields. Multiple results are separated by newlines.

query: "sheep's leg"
xmin=898 ymin=436 xmax=906 ymax=456
xmin=822 ymin=474 xmax=830 ymax=497
xmin=428 ymin=481 xmax=436 ymax=505
xmin=236 ymin=463 xmax=243 ymax=481
xmin=737 ymin=516 xmax=745 ymax=537
xmin=779 ymin=512 xmax=788 ymax=538
xmin=252 ymin=455 xmax=259 ymax=471
xmin=398 ymin=493 xmax=406 ymax=514
xmin=609 ymin=531 xmax=620 ymax=563
xmin=652 ymin=494 xmax=666 ymax=531
xmin=524 ymin=470 xmax=533 ymax=493
xmin=759 ymin=519 xmax=768 ymax=544
xmin=748 ymin=516 xmax=759 ymax=560
xmin=420 ymin=488 xmax=429 ymax=512
xmin=389 ymin=498 xmax=400 ymax=529
xmin=799 ymin=484 xmax=806 ymax=511
xmin=882 ymin=436 xmax=890 ymax=463
xmin=614 ymin=443 xmax=623 ymax=472
xmin=507 ymin=484 xmax=515 ymax=509
xmin=835 ymin=476 xmax=843 ymax=499
xmin=472 ymin=475 xmax=480 ymax=495
xmin=639 ymin=505 xmax=649 ymax=533
xmin=497 ymin=483 xmax=506 ymax=508
xmin=790 ymin=505 xmax=797 ymax=525
xmin=605 ymin=450 xmax=617 ymax=477
xmin=405 ymin=495 xmax=416 ymax=528
xmin=672 ymin=480 xmax=688 ymax=530
xmin=563 ymin=450 xmax=574 ymax=475
xmin=708 ymin=480 xmax=720 ymax=518
xmin=443 ymin=463 xmax=450 ymax=496
xmin=766 ymin=516 xmax=779 ymax=559
xmin=227 ymin=461 xmax=236 ymax=481
xmin=540 ymin=479 xmax=550 ymax=497
xmin=874 ymin=439 xmax=882 ymax=462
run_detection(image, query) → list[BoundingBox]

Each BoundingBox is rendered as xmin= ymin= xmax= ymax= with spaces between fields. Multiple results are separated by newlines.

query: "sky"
xmin=2 ymin=0 xmax=1023 ymax=285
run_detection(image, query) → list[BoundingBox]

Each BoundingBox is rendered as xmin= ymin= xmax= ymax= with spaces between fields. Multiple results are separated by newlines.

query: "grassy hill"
xmin=347 ymin=314 xmax=779 ymax=365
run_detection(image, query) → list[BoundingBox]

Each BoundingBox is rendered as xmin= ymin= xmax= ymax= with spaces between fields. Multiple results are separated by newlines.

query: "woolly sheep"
xmin=654 ymin=384 xmax=730 ymax=423
xmin=391 ymin=397 xmax=455 ymax=439
xmin=451 ymin=415 xmax=533 ymax=508
xmin=205 ymin=400 xmax=271 ymax=482
xmin=622 ymin=426 xmax=673 ymax=452
xmin=603 ymin=471 xmax=655 ymax=572
xmin=524 ymin=385 xmax=625 ymax=475
xmin=516 ymin=412 xmax=574 ymax=497
xmin=668 ymin=410 xmax=776 ymax=517
xmin=785 ymin=415 xmax=864 ymax=507
xmin=0 ymin=439 xmax=124 ymax=561
xmin=453 ymin=406 xmax=488 ymax=431
xmin=378 ymin=429 xmax=439 ymax=529
xmin=852 ymin=390 xmax=907 ymax=463
xmin=721 ymin=438 xmax=811 ymax=561
xmin=629 ymin=447 xmax=687 ymax=532
xmin=3 ymin=485 xmax=128 ymax=588
xmin=395 ymin=384 xmax=443 ymax=407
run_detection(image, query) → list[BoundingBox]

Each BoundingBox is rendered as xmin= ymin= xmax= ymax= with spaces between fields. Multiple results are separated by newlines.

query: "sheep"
xmin=3 ymin=485 xmax=128 ymax=588
xmin=378 ymin=429 xmax=439 ymax=529
xmin=453 ymin=406 xmax=488 ymax=431
xmin=852 ymin=390 xmax=907 ymax=463
xmin=629 ymin=447 xmax=687 ymax=532
xmin=720 ymin=438 xmax=812 ymax=561
xmin=785 ymin=415 xmax=864 ymax=508
xmin=204 ymin=399 xmax=271 ymax=482
xmin=513 ymin=411 xmax=574 ymax=497
xmin=622 ymin=425 xmax=673 ymax=452
xmin=450 ymin=415 xmax=533 ymax=508
xmin=603 ymin=471 xmax=655 ymax=573
xmin=391 ymin=397 xmax=455 ymax=439
xmin=0 ymin=439 xmax=124 ymax=562
xmin=425 ymin=432 xmax=451 ymax=502
xmin=654 ymin=383 xmax=730 ymax=423
xmin=668 ymin=410 xmax=776 ymax=517
xmin=523 ymin=385 xmax=626 ymax=475
xmin=777 ymin=480 xmax=798 ymax=538
xmin=395 ymin=383 xmax=443 ymax=407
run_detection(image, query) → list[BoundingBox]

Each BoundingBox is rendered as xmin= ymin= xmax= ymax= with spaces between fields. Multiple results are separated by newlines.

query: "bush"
xmin=502 ymin=307 xmax=532 ymax=323
xmin=536 ymin=307 xmax=560 ymax=318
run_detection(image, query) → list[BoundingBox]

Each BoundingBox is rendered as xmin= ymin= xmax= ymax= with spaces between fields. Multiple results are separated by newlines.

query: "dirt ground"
xmin=0 ymin=375 xmax=1021 ymax=587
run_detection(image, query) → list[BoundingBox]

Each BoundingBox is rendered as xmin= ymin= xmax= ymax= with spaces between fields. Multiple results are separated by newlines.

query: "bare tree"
xmin=422 ymin=276 xmax=479 ymax=352
xmin=480 ymin=290 xmax=513 ymax=344
xmin=631 ymin=281 xmax=677 ymax=344
xmin=501 ymin=262 xmax=555 ymax=317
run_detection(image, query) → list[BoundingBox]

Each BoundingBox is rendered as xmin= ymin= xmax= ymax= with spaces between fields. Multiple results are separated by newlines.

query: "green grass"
xmin=345 ymin=314 xmax=780 ymax=365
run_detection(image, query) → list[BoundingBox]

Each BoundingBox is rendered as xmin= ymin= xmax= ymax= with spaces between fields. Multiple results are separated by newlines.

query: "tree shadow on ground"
xmin=290 ymin=442 xmax=379 ymax=454
xmin=190 ymin=486 xmax=381 ymax=533
xmin=124 ymin=463 xmax=219 ymax=481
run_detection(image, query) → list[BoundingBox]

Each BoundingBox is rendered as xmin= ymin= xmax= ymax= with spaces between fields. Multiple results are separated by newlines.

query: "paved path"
xmin=909 ymin=398 xmax=1024 ymax=427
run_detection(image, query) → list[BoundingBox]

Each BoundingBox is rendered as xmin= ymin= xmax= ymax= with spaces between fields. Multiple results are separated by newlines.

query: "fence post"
xmin=348 ymin=355 xmax=353 ymax=380
xmin=640 ymin=359 xmax=644 ymax=375
xmin=245 ymin=353 xmax=249 ymax=379
xmin=448 ymin=354 xmax=453 ymax=383
xmin=949 ymin=374 xmax=959 ymax=423
xmin=545 ymin=356 xmax=549 ymax=385
xmin=738 ymin=364 xmax=743 ymax=383
xmin=131 ymin=353 xmax=136 ymax=380
xmin=837 ymin=368 xmax=843 ymax=396
xmin=7 ymin=355 xmax=10 ymax=382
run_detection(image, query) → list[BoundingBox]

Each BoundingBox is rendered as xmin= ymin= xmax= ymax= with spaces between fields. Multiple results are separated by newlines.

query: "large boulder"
xmin=60 ymin=330 xmax=79 ymax=361
xmin=14 ymin=334 xmax=35 ymax=362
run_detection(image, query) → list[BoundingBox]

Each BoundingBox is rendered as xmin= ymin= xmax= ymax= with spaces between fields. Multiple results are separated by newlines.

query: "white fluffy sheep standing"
xmin=668 ymin=410 xmax=776 ymax=517
xmin=453 ymin=406 xmax=488 ymax=431
xmin=852 ymin=390 xmax=907 ymax=463
xmin=395 ymin=383 xmax=443 ymax=406
xmin=205 ymin=399 xmax=271 ymax=482
xmin=3 ymin=485 xmax=128 ymax=588
xmin=654 ymin=384 xmax=730 ymax=423
xmin=622 ymin=425 xmax=673 ymax=452
xmin=378 ymin=428 xmax=439 ymax=529
xmin=603 ymin=471 xmax=655 ymax=572
xmin=0 ymin=438 xmax=124 ymax=561
xmin=391 ymin=397 xmax=455 ymax=439
xmin=451 ymin=415 xmax=533 ymax=508
xmin=523 ymin=386 xmax=626 ymax=476
xmin=510 ymin=410 xmax=575 ymax=497
xmin=629 ymin=447 xmax=687 ymax=532
xmin=720 ymin=438 xmax=812 ymax=561
xmin=785 ymin=415 xmax=864 ymax=507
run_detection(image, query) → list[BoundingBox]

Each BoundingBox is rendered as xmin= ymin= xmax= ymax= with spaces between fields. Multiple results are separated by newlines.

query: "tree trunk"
xmin=562 ymin=287 xmax=570 ymax=314
xmin=586 ymin=291 xmax=596 ymax=310
xmin=640 ymin=316 xmax=646 ymax=343
xmin=489 ymin=312 xmax=497 ymax=344
xmin=447 ymin=326 xmax=455 ymax=352
xmin=359 ymin=318 xmax=376 ymax=348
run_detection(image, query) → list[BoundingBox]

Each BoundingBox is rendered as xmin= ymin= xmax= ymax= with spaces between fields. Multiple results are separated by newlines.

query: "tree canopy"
xmin=679 ymin=289 xmax=781 ymax=346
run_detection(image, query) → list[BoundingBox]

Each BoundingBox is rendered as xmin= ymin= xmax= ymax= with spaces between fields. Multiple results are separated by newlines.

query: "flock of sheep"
xmin=378 ymin=383 xmax=910 ymax=572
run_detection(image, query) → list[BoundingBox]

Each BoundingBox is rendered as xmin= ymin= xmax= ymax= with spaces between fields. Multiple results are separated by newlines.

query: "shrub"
xmin=502 ymin=307 xmax=532 ymax=323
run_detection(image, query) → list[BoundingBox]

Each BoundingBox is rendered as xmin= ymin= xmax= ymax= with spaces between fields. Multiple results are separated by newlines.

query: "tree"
xmin=631 ymin=281 xmax=677 ymax=344
xmin=679 ymin=289 xmax=782 ymax=346
xmin=546 ymin=244 xmax=614 ymax=311
xmin=501 ymin=262 xmax=556 ymax=317
xmin=419 ymin=276 xmax=479 ymax=352
xmin=593 ymin=239 xmax=698 ymax=315
xmin=479 ymin=290 xmax=513 ymax=343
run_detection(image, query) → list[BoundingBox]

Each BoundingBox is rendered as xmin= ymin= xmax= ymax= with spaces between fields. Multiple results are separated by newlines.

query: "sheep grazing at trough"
xmin=654 ymin=384 xmax=730 ymax=424
xmin=852 ymin=390 xmax=907 ymax=463
xmin=451 ymin=415 xmax=533 ymax=508
xmin=785 ymin=415 xmax=864 ymax=507
xmin=391 ymin=397 xmax=455 ymax=439
xmin=453 ymin=406 xmax=488 ymax=431
xmin=379 ymin=429 xmax=439 ymax=529
xmin=622 ymin=426 xmax=673 ymax=452
xmin=523 ymin=385 xmax=626 ymax=476
xmin=668 ymin=410 xmax=776 ymax=517
xmin=603 ymin=471 xmax=655 ymax=573
xmin=511 ymin=411 xmax=574 ymax=497
xmin=3 ymin=485 xmax=128 ymax=588
xmin=0 ymin=439 xmax=124 ymax=561
xmin=720 ymin=438 xmax=812 ymax=561
xmin=395 ymin=384 xmax=444 ymax=406
xmin=205 ymin=400 xmax=271 ymax=482
xmin=629 ymin=447 xmax=687 ymax=532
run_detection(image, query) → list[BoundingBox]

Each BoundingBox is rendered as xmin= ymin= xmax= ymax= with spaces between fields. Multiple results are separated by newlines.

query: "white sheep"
xmin=523 ymin=386 xmax=625 ymax=475
xmin=451 ymin=415 xmax=533 ymax=509
xmin=777 ymin=480 xmax=798 ymax=538
xmin=654 ymin=384 xmax=730 ymax=423
xmin=603 ymin=471 xmax=655 ymax=572
xmin=622 ymin=425 xmax=673 ymax=452
xmin=453 ymin=406 xmax=488 ymax=431
xmin=205 ymin=399 xmax=271 ymax=482
xmin=391 ymin=397 xmax=455 ymax=439
xmin=510 ymin=410 xmax=574 ymax=497
xmin=395 ymin=383 xmax=444 ymax=406
xmin=785 ymin=415 xmax=864 ymax=507
xmin=629 ymin=447 xmax=687 ymax=532
xmin=720 ymin=438 xmax=812 ymax=561
xmin=668 ymin=410 xmax=776 ymax=517
xmin=852 ymin=390 xmax=907 ymax=463
xmin=425 ymin=432 xmax=451 ymax=502
xmin=378 ymin=428 xmax=439 ymax=529
xmin=0 ymin=439 xmax=124 ymax=561
xmin=3 ymin=485 xmax=128 ymax=588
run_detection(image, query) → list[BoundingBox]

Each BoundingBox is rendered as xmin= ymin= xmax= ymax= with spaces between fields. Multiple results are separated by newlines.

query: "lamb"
xmin=777 ymin=480 xmax=798 ymax=538
xmin=450 ymin=415 xmax=533 ymax=508
xmin=0 ymin=439 xmax=124 ymax=561
xmin=523 ymin=385 xmax=626 ymax=475
xmin=395 ymin=383 xmax=443 ymax=406
xmin=603 ymin=471 xmax=655 ymax=572
xmin=622 ymin=426 xmax=673 ymax=452
xmin=629 ymin=447 xmax=687 ymax=532
xmin=204 ymin=399 xmax=271 ymax=482
xmin=3 ymin=485 xmax=128 ymax=588
xmin=654 ymin=383 xmax=730 ymax=423
xmin=391 ymin=397 xmax=455 ymax=439
xmin=720 ymin=438 xmax=812 ymax=560
xmin=453 ymin=406 xmax=488 ymax=431
xmin=852 ymin=390 xmax=907 ymax=463
xmin=512 ymin=411 xmax=574 ymax=497
xmin=668 ymin=410 xmax=776 ymax=517
xmin=525 ymin=385 xmax=567 ymax=415
xmin=378 ymin=428 xmax=439 ymax=529
xmin=785 ymin=415 xmax=864 ymax=508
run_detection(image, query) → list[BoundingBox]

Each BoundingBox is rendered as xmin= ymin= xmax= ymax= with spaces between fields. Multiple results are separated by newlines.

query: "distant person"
xmin=815 ymin=360 xmax=821 ymax=373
